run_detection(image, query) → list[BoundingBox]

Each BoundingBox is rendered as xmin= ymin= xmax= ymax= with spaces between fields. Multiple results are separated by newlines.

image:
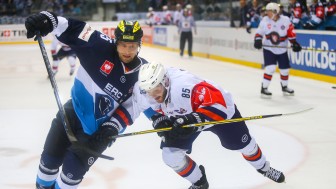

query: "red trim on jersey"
xmin=197 ymin=108 xmax=225 ymax=121
xmin=191 ymin=81 xmax=227 ymax=121
xmin=115 ymin=109 xmax=130 ymax=126
xmin=287 ymin=24 xmax=296 ymax=40
xmin=255 ymin=33 xmax=262 ymax=39
xmin=191 ymin=82 xmax=227 ymax=110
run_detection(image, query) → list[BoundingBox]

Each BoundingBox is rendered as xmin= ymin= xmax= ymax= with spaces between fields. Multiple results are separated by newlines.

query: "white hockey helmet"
xmin=265 ymin=2 xmax=280 ymax=14
xmin=139 ymin=62 xmax=166 ymax=91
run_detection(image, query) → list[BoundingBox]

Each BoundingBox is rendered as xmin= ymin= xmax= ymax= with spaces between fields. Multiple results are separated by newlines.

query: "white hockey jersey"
xmin=111 ymin=67 xmax=236 ymax=131
xmin=255 ymin=15 xmax=297 ymax=55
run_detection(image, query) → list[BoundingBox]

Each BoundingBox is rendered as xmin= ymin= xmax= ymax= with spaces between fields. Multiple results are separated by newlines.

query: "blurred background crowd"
xmin=0 ymin=0 xmax=335 ymax=30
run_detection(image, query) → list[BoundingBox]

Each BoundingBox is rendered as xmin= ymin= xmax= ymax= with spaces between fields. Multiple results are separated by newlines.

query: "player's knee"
xmin=162 ymin=147 xmax=186 ymax=167
xmin=279 ymin=68 xmax=289 ymax=76
xmin=40 ymin=152 xmax=64 ymax=170
xmin=238 ymin=137 xmax=257 ymax=155
xmin=265 ymin=65 xmax=276 ymax=75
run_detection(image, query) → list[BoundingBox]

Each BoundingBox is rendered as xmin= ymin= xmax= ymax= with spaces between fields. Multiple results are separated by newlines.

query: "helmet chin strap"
xmin=162 ymin=75 xmax=171 ymax=104
xmin=271 ymin=11 xmax=278 ymax=21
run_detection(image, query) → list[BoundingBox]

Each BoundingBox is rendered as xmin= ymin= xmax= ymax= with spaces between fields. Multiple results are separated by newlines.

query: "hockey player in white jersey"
xmin=111 ymin=62 xmax=286 ymax=188
xmin=50 ymin=36 xmax=77 ymax=76
xmin=254 ymin=2 xmax=302 ymax=98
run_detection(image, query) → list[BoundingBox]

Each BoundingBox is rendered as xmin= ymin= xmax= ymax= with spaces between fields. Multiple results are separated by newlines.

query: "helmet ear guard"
xmin=114 ymin=20 xmax=143 ymax=43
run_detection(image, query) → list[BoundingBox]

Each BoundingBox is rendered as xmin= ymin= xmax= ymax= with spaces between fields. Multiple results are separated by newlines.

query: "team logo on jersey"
xmin=281 ymin=25 xmax=285 ymax=30
xmin=269 ymin=31 xmax=280 ymax=45
xmin=97 ymin=95 xmax=113 ymax=116
xmin=78 ymin=24 xmax=93 ymax=42
xmin=120 ymin=75 xmax=126 ymax=83
xmin=267 ymin=24 xmax=271 ymax=30
xmin=100 ymin=60 xmax=114 ymax=75
xmin=174 ymin=108 xmax=187 ymax=114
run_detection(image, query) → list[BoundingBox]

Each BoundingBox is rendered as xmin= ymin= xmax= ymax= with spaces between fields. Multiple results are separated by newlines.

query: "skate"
xmin=282 ymin=84 xmax=294 ymax=96
xmin=188 ymin=165 xmax=209 ymax=189
xmin=257 ymin=161 xmax=285 ymax=183
xmin=70 ymin=68 xmax=75 ymax=76
xmin=261 ymin=87 xmax=272 ymax=99
xmin=36 ymin=182 xmax=55 ymax=189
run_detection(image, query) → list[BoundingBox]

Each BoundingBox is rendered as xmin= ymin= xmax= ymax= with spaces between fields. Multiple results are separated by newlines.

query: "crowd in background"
xmin=0 ymin=0 xmax=94 ymax=24
xmin=1 ymin=0 xmax=335 ymax=30
xmin=238 ymin=0 xmax=336 ymax=30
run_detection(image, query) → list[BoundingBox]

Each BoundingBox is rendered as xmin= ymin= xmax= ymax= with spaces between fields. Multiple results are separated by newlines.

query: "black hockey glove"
xmin=25 ymin=11 xmax=58 ymax=39
xmin=291 ymin=41 xmax=302 ymax=52
xmin=151 ymin=114 xmax=173 ymax=139
xmin=89 ymin=121 xmax=119 ymax=152
xmin=254 ymin=39 xmax=262 ymax=49
xmin=169 ymin=112 xmax=205 ymax=140
xmin=246 ymin=26 xmax=252 ymax=34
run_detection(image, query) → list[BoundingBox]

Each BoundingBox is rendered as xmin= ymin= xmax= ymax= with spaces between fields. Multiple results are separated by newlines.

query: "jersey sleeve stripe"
xmin=197 ymin=106 xmax=227 ymax=121
xmin=115 ymin=106 xmax=133 ymax=126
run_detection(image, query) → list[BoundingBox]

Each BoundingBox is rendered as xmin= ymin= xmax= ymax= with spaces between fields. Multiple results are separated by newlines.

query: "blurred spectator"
xmin=326 ymin=0 xmax=336 ymax=16
xmin=279 ymin=4 xmax=291 ymax=17
xmin=67 ymin=3 xmax=81 ymax=15
xmin=303 ymin=0 xmax=325 ymax=29
xmin=246 ymin=0 xmax=263 ymax=33
xmin=162 ymin=5 xmax=172 ymax=25
xmin=202 ymin=0 xmax=222 ymax=20
xmin=289 ymin=0 xmax=308 ymax=28
xmin=41 ymin=0 xmax=61 ymax=15
xmin=146 ymin=6 xmax=155 ymax=26
xmin=239 ymin=0 xmax=249 ymax=27
xmin=186 ymin=3 xmax=193 ymax=16
xmin=173 ymin=3 xmax=183 ymax=25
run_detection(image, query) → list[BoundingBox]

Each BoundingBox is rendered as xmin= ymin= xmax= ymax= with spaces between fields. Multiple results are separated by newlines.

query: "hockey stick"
xmin=262 ymin=45 xmax=336 ymax=53
xmin=112 ymin=107 xmax=313 ymax=139
xmin=35 ymin=33 xmax=114 ymax=160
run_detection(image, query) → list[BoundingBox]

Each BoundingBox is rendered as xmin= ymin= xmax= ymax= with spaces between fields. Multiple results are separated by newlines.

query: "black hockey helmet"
xmin=114 ymin=20 xmax=143 ymax=43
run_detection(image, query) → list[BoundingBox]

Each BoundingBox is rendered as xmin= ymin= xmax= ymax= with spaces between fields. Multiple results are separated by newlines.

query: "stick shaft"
xmin=36 ymin=34 xmax=77 ymax=142
xmin=113 ymin=107 xmax=313 ymax=139
xmin=113 ymin=113 xmax=282 ymax=139
xmin=35 ymin=34 xmax=113 ymax=160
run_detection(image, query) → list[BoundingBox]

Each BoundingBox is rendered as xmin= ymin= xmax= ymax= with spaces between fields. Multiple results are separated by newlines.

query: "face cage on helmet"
xmin=144 ymin=74 xmax=170 ymax=100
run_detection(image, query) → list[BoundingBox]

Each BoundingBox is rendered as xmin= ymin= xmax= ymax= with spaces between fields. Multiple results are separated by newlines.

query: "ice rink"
xmin=0 ymin=43 xmax=335 ymax=189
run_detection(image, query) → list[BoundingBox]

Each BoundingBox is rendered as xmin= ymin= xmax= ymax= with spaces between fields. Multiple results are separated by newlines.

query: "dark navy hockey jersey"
xmin=52 ymin=17 xmax=147 ymax=134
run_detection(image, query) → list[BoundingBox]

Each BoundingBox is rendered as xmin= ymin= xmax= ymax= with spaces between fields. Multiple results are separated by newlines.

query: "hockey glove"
xmin=25 ymin=11 xmax=58 ymax=38
xmin=254 ymin=39 xmax=262 ymax=49
xmin=246 ymin=26 xmax=252 ymax=34
xmin=89 ymin=121 xmax=119 ymax=152
xmin=169 ymin=112 xmax=205 ymax=140
xmin=291 ymin=41 xmax=302 ymax=52
xmin=151 ymin=114 xmax=173 ymax=139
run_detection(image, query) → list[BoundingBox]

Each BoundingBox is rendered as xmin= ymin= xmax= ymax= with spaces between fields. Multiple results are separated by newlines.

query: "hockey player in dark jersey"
xmin=25 ymin=11 xmax=149 ymax=188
